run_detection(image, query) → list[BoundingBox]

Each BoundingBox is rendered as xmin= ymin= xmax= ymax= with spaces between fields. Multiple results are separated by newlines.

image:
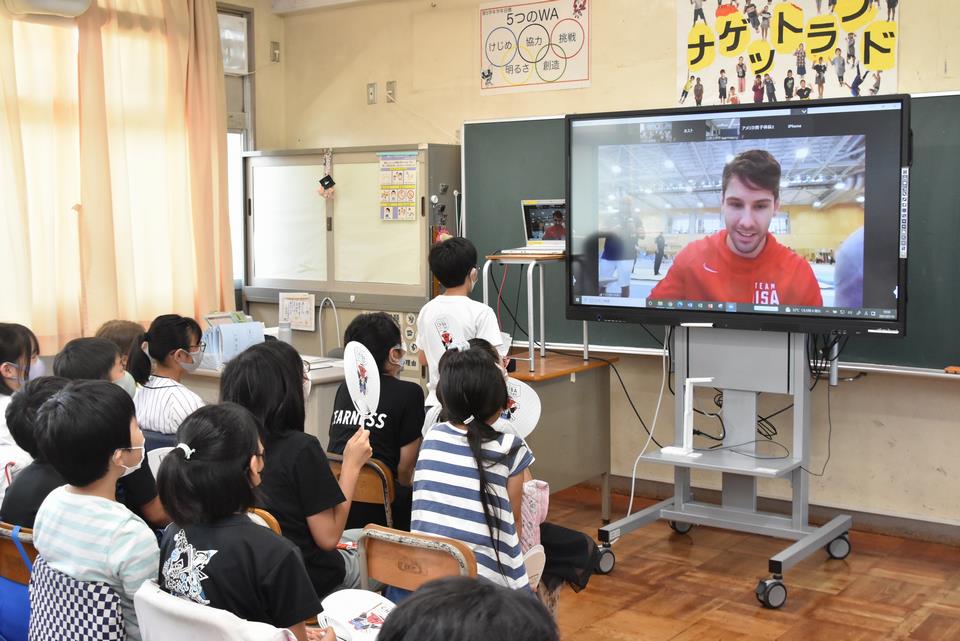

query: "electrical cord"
xmin=801 ymin=382 xmax=834 ymax=476
xmin=627 ymin=325 xmax=669 ymax=516
xmin=696 ymin=438 xmax=791 ymax=460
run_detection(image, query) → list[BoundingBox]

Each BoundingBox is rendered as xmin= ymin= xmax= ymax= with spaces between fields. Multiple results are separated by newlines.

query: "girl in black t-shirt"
xmin=157 ymin=404 xmax=330 ymax=641
xmin=221 ymin=341 xmax=373 ymax=600
xmin=328 ymin=313 xmax=424 ymax=531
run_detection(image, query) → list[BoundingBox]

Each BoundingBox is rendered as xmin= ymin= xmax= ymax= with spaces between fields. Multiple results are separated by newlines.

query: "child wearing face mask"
xmin=157 ymin=404 xmax=329 ymax=641
xmin=127 ymin=314 xmax=206 ymax=436
xmin=54 ymin=337 xmax=170 ymax=529
xmin=416 ymin=237 xmax=504 ymax=410
xmin=32 ymin=380 xmax=159 ymax=641
xmin=0 ymin=323 xmax=36 ymax=502
xmin=327 ymin=313 xmax=424 ymax=531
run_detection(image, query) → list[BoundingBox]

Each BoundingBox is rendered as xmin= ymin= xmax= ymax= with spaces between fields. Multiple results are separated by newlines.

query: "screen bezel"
xmin=565 ymin=95 xmax=911 ymax=336
xmin=522 ymin=199 xmax=567 ymax=247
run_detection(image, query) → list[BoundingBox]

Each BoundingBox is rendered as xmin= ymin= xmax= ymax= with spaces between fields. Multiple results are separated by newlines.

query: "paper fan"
xmin=343 ymin=341 xmax=381 ymax=420
xmin=494 ymin=377 xmax=541 ymax=439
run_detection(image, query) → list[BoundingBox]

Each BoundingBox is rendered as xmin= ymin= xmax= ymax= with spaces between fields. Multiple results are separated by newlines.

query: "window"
xmin=218 ymin=7 xmax=254 ymax=292
xmin=696 ymin=214 xmax=722 ymax=234
xmin=770 ymin=213 xmax=791 ymax=235
xmin=669 ymin=215 xmax=690 ymax=235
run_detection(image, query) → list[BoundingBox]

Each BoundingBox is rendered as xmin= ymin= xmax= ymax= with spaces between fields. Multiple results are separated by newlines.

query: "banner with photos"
xmin=677 ymin=0 xmax=899 ymax=106
xmin=480 ymin=0 xmax=590 ymax=94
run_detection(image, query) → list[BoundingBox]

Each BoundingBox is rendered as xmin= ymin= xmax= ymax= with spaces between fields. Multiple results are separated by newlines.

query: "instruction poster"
xmin=378 ymin=152 xmax=417 ymax=221
xmin=480 ymin=0 xmax=590 ymax=94
xmin=677 ymin=0 xmax=899 ymax=107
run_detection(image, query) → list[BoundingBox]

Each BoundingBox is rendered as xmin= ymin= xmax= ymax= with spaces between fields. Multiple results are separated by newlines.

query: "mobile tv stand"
xmin=598 ymin=327 xmax=852 ymax=609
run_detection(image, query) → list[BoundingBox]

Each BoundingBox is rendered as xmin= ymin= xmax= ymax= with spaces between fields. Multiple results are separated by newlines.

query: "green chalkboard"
xmin=463 ymin=95 xmax=960 ymax=368
xmin=463 ymin=118 xmax=663 ymax=351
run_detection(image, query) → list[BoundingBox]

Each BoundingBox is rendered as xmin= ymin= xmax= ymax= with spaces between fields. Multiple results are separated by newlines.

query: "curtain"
xmin=0 ymin=0 xmax=233 ymax=353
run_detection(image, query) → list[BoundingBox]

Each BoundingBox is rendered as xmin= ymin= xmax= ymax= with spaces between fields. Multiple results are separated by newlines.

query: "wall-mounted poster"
xmin=378 ymin=152 xmax=417 ymax=221
xmin=678 ymin=0 xmax=899 ymax=106
xmin=480 ymin=0 xmax=590 ymax=94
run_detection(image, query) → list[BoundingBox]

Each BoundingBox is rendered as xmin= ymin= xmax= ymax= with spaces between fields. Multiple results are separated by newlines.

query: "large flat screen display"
xmin=566 ymin=96 xmax=910 ymax=335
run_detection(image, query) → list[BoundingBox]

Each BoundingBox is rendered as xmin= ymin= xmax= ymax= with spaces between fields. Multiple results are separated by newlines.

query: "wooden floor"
xmin=549 ymin=486 xmax=960 ymax=641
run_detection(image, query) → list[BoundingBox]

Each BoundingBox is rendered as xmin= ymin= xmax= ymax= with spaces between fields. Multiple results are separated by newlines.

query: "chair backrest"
xmin=246 ymin=509 xmax=282 ymax=535
xmin=0 ymin=522 xmax=36 ymax=641
xmin=29 ymin=556 xmax=125 ymax=641
xmin=358 ymin=524 xmax=477 ymax=592
xmin=0 ymin=522 xmax=37 ymax=586
xmin=146 ymin=447 xmax=174 ymax=480
xmin=327 ymin=453 xmax=395 ymax=528
xmin=134 ymin=580 xmax=295 ymax=641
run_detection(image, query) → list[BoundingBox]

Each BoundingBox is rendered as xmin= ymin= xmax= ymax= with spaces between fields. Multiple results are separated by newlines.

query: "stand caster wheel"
xmin=595 ymin=544 xmax=616 ymax=575
xmin=755 ymin=577 xmax=788 ymax=609
xmin=669 ymin=520 xmax=694 ymax=535
xmin=826 ymin=533 xmax=851 ymax=560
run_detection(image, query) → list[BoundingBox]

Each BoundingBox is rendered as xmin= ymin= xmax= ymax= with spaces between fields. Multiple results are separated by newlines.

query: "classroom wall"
xmin=251 ymin=0 xmax=960 ymax=525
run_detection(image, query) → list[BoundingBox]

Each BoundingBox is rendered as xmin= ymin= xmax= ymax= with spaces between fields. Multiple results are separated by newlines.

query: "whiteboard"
xmin=333 ymin=162 xmax=421 ymax=285
xmin=252 ymin=164 xmax=327 ymax=281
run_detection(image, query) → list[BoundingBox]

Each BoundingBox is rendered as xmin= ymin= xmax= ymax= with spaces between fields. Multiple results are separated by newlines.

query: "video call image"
xmin=591 ymin=134 xmax=865 ymax=310
xmin=526 ymin=204 xmax=567 ymax=241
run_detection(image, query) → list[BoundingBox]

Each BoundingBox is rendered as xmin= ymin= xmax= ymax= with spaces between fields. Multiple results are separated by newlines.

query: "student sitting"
xmin=411 ymin=349 xmax=533 ymax=590
xmin=0 ymin=376 xmax=68 ymax=527
xmin=0 ymin=323 xmax=36 ymax=502
xmin=156 ymin=403 xmax=326 ymax=641
xmin=54 ymin=337 xmax=136 ymax=398
xmin=95 ymin=319 xmax=146 ymax=371
xmin=378 ymin=576 xmax=558 ymax=641
xmin=53 ymin=337 xmax=169 ymax=529
xmin=416 ymin=237 xmax=504 ymax=409
xmin=328 ymin=313 xmax=423 ymax=530
xmin=32 ymin=380 xmax=159 ymax=641
xmin=127 ymin=314 xmax=205 ymax=435
xmin=220 ymin=341 xmax=374 ymax=600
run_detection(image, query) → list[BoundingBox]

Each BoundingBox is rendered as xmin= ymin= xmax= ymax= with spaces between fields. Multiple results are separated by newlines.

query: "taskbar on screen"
xmin=578 ymin=295 xmax=896 ymax=320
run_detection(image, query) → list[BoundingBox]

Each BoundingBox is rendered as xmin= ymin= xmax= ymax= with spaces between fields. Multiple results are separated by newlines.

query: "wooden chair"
xmin=0 ymin=521 xmax=37 ymax=587
xmin=358 ymin=524 xmax=477 ymax=591
xmin=1 ymin=522 xmax=37 ymax=641
xmin=326 ymin=453 xmax=396 ymax=528
xmin=247 ymin=508 xmax=282 ymax=535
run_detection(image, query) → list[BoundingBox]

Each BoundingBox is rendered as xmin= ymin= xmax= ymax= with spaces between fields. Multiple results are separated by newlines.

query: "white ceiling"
xmin=271 ymin=0 xmax=393 ymax=14
xmin=598 ymin=134 xmax=866 ymax=211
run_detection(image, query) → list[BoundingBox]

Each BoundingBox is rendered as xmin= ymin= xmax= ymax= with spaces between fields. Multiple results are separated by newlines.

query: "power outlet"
xmin=366 ymin=83 xmax=377 ymax=105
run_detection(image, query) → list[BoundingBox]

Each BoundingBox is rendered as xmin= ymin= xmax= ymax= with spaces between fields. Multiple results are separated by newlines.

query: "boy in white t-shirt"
xmin=417 ymin=237 xmax=503 ymax=407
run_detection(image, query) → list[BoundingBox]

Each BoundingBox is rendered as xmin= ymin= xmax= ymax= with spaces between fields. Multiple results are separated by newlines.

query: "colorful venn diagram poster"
xmin=480 ymin=0 xmax=590 ymax=94
xmin=677 ymin=0 xmax=899 ymax=107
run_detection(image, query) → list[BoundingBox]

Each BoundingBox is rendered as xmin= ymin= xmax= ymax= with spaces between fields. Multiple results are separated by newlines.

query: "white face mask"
xmin=117 ymin=446 xmax=145 ymax=477
xmin=303 ymin=376 xmax=312 ymax=401
xmin=389 ymin=345 xmax=405 ymax=376
xmin=1 ymin=362 xmax=26 ymax=387
xmin=28 ymin=358 xmax=46 ymax=380
xmin=114 ymin=370 xmax=137 ymax=399
xmin=178 ymin=349 xmax=203 ymax=373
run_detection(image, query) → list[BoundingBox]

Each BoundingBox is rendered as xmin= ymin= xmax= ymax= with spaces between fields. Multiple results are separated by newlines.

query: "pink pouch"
xmin=520 ymin=479 xmax=550 ymax=553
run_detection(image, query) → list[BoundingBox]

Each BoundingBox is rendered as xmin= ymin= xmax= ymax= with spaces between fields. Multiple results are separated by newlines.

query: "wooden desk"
xmin=182 ymin=361 xmax=345 ymax=448
xmin=511 ymin=351 xmax=617 ymax=522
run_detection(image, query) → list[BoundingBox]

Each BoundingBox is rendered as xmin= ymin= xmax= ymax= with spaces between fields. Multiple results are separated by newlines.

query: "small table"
xmin=482 ymin=254 xmax=590 ymax=373
xmin=182 ymin=360 xmax=345 ymax=448
xmin=512 ymin=351 xmax=617 ymax=522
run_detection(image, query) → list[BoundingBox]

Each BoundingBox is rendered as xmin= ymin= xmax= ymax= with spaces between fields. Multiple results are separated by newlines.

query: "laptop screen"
xmin=522 ymin=199 xmax=567 ymax=246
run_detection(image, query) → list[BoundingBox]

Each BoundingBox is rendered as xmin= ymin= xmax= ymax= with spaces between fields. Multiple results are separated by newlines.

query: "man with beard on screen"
xmin=649 ymin=149 xmax=822 ymax=306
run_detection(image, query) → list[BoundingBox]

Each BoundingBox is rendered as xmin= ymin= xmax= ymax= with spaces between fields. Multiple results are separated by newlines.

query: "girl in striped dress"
xmin=411 ymin=349 xmax=534 ymax=590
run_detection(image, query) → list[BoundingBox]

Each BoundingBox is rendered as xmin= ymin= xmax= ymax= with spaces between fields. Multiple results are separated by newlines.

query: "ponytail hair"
xmin=437 ymin=349 xmax=515 ymax=576
xmin=127 ymin=314 xmax=201 ymax=384
xmin=156 ymin=403 xmax=261 ymax=526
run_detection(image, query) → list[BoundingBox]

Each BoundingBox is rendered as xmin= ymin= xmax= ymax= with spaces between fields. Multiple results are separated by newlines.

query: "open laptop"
xmin=500 ymin=199 xmax=567 ymax=255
